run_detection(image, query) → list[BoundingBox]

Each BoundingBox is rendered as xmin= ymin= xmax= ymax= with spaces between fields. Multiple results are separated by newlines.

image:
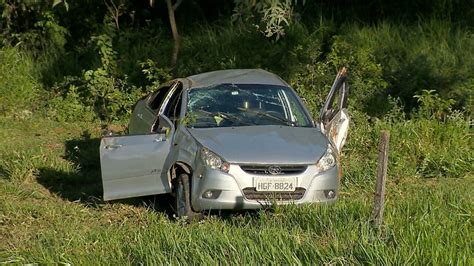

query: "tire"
xmin=174 ymin=173 xmax=198 ymax=219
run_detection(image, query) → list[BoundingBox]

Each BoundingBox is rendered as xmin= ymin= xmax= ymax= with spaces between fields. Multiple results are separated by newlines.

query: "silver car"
xmin=100 ymin=69 xmax=350 ymax=218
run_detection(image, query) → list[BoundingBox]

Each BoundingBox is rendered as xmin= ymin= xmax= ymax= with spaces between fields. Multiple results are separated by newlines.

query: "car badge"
xmin=268 ymin=166 xmax=282 ymax=175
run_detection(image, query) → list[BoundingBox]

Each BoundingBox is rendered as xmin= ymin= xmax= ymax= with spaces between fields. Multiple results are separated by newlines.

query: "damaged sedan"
xmin=100 ymin=68 xmax=350 ymax=218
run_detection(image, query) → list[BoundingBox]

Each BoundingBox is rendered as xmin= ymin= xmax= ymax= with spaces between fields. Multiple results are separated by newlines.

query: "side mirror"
xmin=321 ymin=109 xmax=336 ymax=125
xmin=151 ymin=114 xmax=174 ymax=134
xmin=156 ymin=125 xmax=170 ymax=135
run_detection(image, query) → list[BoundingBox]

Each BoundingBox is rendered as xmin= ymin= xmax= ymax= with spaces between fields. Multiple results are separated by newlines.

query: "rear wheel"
xmin=174 ymin=173 xmax=198 ymax=219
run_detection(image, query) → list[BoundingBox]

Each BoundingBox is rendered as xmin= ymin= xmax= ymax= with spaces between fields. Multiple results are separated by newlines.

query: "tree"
xmin=165 ymin=0 xmax=182 ymax=70
xmin=149 ymin=0 xmax=182 ymax=71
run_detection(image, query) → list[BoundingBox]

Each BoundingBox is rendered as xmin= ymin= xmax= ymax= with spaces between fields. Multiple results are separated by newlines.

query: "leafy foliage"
xmin=44 ymin=33 xmax=131 ymax=122
xmin=0 ymin=1 xmax=472 ymax=263
xmin=140 ymin=59 xmax=172 ymax=91
xmin=290 ymin=35 xmax=388 ymax=117
xmin=413 ymin=90 xmax=456 ymax=120
xmin=1 ymin=1 xmax=472 ymax=120
xmin=46 ymin=84 xmax=96 ymax=122
xmin=232 ymin=0 xmax=300 ymax=39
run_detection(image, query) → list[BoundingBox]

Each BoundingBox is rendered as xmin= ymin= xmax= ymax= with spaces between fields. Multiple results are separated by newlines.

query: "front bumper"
xmin=191 ymin=164 xmax=340 ymax=211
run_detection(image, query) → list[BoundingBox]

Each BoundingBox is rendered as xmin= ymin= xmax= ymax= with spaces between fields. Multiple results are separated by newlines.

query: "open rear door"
xmin=320 ymin=67 xmax=350 ymax=152
xmin=100 ymin=115 xmax=174 ymax=200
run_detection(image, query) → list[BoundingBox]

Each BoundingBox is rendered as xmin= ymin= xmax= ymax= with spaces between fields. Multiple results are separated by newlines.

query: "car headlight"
xmin=316 ymin=144 xmax=336 ymax=172
xmin=201 ymin=147 xmax=230 ymax=173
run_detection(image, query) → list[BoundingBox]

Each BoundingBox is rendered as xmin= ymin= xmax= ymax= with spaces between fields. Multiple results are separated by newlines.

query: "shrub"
xmin=413 ymin=89 xmax=456 ymax=120
xmin=47 ymin=37 xmax=172 ymax=122
xmin=290 ymin=34 xmax=388 ymax=118
xmin=46 ymin=34 xmax=140 ymax=122
xmin=46 ymin=84 xmax=97 ymax=123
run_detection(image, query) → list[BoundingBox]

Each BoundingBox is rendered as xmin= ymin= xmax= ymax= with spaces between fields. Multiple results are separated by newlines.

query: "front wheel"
xmin=174 ymin=173 xmax=198 ymax=219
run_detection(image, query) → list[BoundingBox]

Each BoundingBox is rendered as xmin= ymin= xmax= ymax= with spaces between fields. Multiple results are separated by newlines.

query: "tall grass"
xmin=341 ymin=20 xmax=474 ymax=113
xmin=0 ymin=46 xmax=41 ymax=116
xmin=344 ymin=110 xmax=473 ymax=189
xmin=1 ymin=162 xmax=471 ymax=264
xmin=0 ymin=106 xmax=472 ymax=263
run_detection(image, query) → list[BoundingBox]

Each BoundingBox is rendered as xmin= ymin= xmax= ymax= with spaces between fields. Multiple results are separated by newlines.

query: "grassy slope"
xmin=0 ymin=116 xmax=472 ymax=264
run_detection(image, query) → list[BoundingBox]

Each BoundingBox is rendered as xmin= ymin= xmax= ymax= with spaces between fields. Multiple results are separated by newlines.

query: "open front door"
xmin=100 ymin=115 xmax=174 ymax=200
xmin=320 ymin=67 xmax=350 ymax=152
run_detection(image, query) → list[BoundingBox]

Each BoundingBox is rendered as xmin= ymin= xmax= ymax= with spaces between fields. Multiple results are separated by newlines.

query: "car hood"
xmin=188 ymin=126 xmax=328 ymax=164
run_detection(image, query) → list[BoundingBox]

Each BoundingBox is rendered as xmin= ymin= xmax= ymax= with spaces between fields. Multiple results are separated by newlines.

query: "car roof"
xmin=186 ymin=69 xmax=288 ymax=88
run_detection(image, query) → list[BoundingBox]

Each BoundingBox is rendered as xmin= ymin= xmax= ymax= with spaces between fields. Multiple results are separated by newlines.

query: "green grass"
xmin=0 ymin=47 xmax=41 ymax=116
xmin=340 ymin=20 xmax=474 ymax=113
xmin=0 ymin=116 xmax=472 ymax=264
xmin=1 ymin=4 xmax=473 ymax=264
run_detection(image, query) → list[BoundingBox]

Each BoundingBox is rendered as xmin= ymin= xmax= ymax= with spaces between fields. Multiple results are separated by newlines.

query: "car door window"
xmin=162 ymin=82 xmax=183 ymax=124
xmin=320 ymin=68 xmax=350 ymax=152
xmin=147 ymin=85 xmax=172 ymax=112
xmin=320 ymin=69 xmax=349 ymax=125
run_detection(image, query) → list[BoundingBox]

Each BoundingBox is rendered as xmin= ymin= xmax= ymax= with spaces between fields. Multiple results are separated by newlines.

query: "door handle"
xmin=105 ymin=144 xmax=123 ymax=149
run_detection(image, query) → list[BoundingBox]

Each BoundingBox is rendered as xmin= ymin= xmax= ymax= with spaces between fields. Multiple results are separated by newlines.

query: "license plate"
xmin=254 ymin=177 xmax=297 ymax=192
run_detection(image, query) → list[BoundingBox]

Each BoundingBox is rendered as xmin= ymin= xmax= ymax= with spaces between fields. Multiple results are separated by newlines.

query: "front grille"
xmin=242 ymin=187 xmax=306 ymax=201
xmin=240 ymin=165 xmax=307 ymax=175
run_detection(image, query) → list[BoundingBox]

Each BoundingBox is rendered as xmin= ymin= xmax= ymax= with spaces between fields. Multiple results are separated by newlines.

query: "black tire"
xmin=174 ymin=173 xmax=198 ymax=219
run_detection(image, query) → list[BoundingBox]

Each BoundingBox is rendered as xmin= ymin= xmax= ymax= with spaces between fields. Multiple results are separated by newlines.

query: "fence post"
xmin=372 ymin=130 xmax=390 ymax=228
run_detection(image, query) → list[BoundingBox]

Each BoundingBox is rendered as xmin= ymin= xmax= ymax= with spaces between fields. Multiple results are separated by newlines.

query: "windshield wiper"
xmin=237 ymin=107 xmax=296 ymax=126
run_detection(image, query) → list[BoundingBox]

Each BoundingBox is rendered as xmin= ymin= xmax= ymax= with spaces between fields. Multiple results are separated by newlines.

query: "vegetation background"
xmin=0 ymin=0 xmax=472 ymax=264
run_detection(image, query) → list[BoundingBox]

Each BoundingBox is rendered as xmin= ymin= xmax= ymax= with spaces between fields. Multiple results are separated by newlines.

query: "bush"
xmin=289 ymin=34 xmax=388 ymax=118
xmin=46 ymin=37 xmax=172 ymax=122
xmin=46 ymin=84 xmax=97 ymax=123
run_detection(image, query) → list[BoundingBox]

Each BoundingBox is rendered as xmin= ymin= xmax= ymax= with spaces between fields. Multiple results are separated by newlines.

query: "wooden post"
xmin=372 ymin=130 xmax=390 ymax=228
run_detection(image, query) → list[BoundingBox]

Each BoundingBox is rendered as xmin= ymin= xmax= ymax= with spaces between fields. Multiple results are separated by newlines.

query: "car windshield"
xmin=185 ymin=84 xmax=313 ymax=128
